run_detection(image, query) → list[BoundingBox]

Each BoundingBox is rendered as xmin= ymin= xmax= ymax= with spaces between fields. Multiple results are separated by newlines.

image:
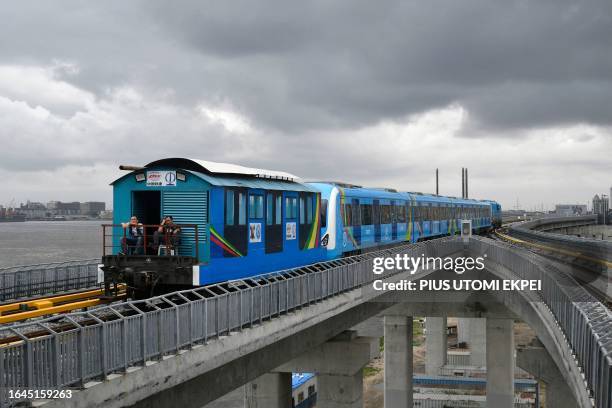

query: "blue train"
xmin=102 ymin=158 xmax=501 ymax=297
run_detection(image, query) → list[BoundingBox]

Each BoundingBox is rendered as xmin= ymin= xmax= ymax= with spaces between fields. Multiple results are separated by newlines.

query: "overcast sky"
xmin=1 ymin=0 xmax=611 ymax=211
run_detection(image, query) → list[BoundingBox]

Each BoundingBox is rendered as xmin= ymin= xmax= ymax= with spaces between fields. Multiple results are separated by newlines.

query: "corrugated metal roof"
xmin=190 ymin=171 xmax=318 ymax=192
xmin=145 ymin=157 xmax=298 ymax=180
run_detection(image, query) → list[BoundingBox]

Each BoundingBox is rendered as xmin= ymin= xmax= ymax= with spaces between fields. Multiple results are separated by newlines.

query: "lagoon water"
xmin=0 ymin=221 xmax=102 ymax=268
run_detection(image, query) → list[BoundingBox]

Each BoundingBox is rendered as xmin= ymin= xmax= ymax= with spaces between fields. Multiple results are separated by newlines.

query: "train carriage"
xmin=103 ymin=158 xmax=325 ymax=297
xmin=102 ymin=158 xmax=501 ymax=297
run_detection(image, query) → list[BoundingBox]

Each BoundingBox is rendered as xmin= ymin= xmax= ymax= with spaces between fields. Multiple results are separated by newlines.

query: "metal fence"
xmin=508 ymin=216 xmax=612 ymax=262
xmin=0 ymin=260 xmax=100 ymax=302
xmin=2 ymin=236 xmax=610 ymax=408
xmin=0 ymin=238 xmax=463 ymax=407
xmin=469 ymin=236 xmax=612 ymax=408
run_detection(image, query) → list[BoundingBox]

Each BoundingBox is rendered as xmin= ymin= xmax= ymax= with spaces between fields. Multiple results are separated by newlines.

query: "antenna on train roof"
xmin=119 ymin=165 xmax=146 ymax=171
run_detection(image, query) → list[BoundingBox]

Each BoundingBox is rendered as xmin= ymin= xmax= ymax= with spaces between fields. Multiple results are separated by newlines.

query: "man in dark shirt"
xmin=154 ymin=216 xmax=181 ymax=254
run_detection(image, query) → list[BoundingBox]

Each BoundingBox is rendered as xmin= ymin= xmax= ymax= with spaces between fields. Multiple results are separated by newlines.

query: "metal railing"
xmin=469 ymin=236 xmax=612 ymax=408
xmin=0 ymin=260 xmax=100 ymax=302
xmin=508 ymin=216 xmax=611 ymax=262
xmin=102 ymin=223 xmax=200 ymax=260
xmin=0 ymin=237 xmax=462 ymax=407
xmin=2 ymin=236 xmax=610 ymax=408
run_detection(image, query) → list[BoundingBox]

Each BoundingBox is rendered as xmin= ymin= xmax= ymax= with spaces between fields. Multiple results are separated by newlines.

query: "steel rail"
xmin=0 ymin=285 xmax=126 ymax=324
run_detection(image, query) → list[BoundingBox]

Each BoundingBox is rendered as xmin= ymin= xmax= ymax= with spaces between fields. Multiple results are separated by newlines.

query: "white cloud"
xmin=0 ymin=64 xmax=610 ymax=212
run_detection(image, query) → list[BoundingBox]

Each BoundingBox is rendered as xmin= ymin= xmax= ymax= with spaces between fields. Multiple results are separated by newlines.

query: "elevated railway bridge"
xmin=0 ymin=216 xmax=610 ymax=408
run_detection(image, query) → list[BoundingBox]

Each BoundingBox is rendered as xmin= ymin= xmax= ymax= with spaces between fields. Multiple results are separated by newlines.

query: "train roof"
xmin=112 ymin=157 xmax=317 ymax=192
xmin=145 ymin=158 xmax=298 ymax=180
xmin=188 ymin=171 xmax=318 ymax=192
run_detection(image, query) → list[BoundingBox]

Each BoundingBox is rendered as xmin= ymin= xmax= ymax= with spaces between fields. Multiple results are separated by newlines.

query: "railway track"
xmin=0 ymin=285 xmax=126 ymax=324
xmin=493 ymin=229 xmax=611 ymax=307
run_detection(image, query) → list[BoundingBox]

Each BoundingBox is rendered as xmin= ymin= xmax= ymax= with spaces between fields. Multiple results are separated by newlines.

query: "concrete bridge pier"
xmin=517 ymin=340 xmax=578 ymax=408
xmin=245 ymin=373 xmax=293 ymax=408
xmin=457 ymin=317 xmax=486 ymax=366
xmin=202 ymin=373 xmax=292 ymax=408
xmin=486 ymin=318 xmax=515 ymax=408
xmin=274 ymin=331 xmax=378 ymax=408
xmin=425 ymin=317 xmax=447 ymax=375
xmin=384 ymin=315 xmax=413 ymax=408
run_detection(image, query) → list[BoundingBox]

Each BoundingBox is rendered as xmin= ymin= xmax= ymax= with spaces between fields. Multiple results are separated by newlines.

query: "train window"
xmin=249 ymin=194 xmax=264 ymax=219
xmin=397 ymin=205 xmax=406 ymax=223
xmin=361 ymin=204 xmax=372 ymax=225
xmin=381 ymin=205 xmax=390 ymax=224
xmin=225 ymin=190 xmax=235 ymax=226
xmin=299 ymin=197 xmax=305 ymax=224
xmin=321 ymin=199 xmax=328 ymax=228
xmin=352 ymin=202 xmax=361 ymax=226
xmin=238 ymin=192 xmax=247 ymax=225
xmin=276 ymin=196 xmax=282 ymax=224
xmin=286 ymin=197 xmax=297 ymax=219
xmin=266 ymin=194 xmax=273 ymax=225
xmin=306 ymin=195 xmax=313 ymax=224
xmin=344 ymin=203 xmax=352 ymax=226
xmin=373 ymin=203 xmax=380 ymax=225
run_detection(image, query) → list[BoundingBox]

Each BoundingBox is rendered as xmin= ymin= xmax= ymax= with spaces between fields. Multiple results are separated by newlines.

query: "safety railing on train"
xmin=0 ymin=237 xmax=462 ymax=407
xmin=470 ymin=236 xmax=612 ymax=408
xmin=0 ymin=260 xmax=99 ymax=302
xmin=102 ymin=223 xmax=200 ymax=260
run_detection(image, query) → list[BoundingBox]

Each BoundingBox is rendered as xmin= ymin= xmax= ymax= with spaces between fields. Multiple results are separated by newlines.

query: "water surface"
xmin=0 ymin=221 xmax=102 ymax=268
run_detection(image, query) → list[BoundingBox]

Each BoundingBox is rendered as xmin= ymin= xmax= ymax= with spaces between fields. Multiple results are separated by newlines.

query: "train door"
xmin=247 ymin=191 xmax=265 ymax=256
xmin=299 ymin=192 xmax=315 ymax=250
xmin=373 ymin=200 xmax=381 ymax=243
xmin=265 ymin=191 xmax=283 ymax=253
xmin=391 ymin=200 xmax=398 ymax=240
xmin=132 ymin=191 xmax=160 ymax=254
xmin=283 ymin=192 xmax=299 ymax=252
xmin=351 ymin=198 xmax=361 ymax=246
xmin=224 ymin=188 xmax=248 ymax=257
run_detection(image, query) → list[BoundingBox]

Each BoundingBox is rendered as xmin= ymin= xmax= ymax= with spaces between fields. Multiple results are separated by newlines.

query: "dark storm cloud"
xmin=146 ymin=0 xmax=612 ymax=130
xmin=1 ymin=0 xmax=611 ymax=132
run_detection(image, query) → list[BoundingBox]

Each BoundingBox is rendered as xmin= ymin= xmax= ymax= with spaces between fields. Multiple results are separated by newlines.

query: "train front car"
xmin=102 ymin=158 xmax=325 ymax=298
xmin=481 ymin=199 xmax=502 ymax=228
xmin=308 ymin=182 xmax=414 ymax=258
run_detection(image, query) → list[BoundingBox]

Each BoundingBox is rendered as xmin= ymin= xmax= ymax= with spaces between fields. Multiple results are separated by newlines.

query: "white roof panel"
xmin=145 ymin=158 xmax=299 ymax=180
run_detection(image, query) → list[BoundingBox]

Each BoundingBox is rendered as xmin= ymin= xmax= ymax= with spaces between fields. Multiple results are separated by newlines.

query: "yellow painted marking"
xmin=0 ymin=285 xmax=126 ymax=324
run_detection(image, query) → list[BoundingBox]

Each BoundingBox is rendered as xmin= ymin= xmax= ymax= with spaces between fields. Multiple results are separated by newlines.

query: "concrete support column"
xmin=425 ymin=317 xmax=447 ymax=375
xmin=486 ymin=319 xmax=514 ymax=408
xmin=384 ymin=315 xmax=412 ymax=408
xmin=203 ymin=373 xmax=291 ymax=408
xmin=274 ymin=333 xmax=378 ymax=408
xmin=457 ymin=318 xmax=486 ymax=366
xmin=470 ymin=318 xmax=486 ymax=366
xmin=457 ymin=317 xmax=469 ymax=344
xmin=317 ymin=372 xmax=362 ymax=408
xmin=516 ymin=341 xmax=578 ymax=408
xmin=244 ymin=373 xmax=292 ymax=408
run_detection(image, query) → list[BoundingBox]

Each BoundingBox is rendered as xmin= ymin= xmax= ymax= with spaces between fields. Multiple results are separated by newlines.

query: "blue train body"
xmin=105 ymin=158 xmax=501 ymax=294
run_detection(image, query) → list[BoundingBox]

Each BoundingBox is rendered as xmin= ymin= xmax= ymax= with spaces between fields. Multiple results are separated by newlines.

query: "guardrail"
xmin=0 ymin=260 xmax=100 ymax=302
xmin=470 ymin=236 xmax=612 ymax=408
xmin=508 ymin=216 xmax=611 ymax=260
xmin=0 ymin=237 xmax=462 ymax=408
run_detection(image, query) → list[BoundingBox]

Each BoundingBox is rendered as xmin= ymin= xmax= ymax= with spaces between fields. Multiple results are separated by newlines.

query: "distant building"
xmin=99 ymin=210 xmax=113 ymax=220
xmin=80 ymin=201 xmax=106 ymax=217
xmin=592 ymin=194 xmax=609 ymax=225
xmin=47 ymin=201 xmax=81 ymax=216
xmin=554 ymin=204 xmax=587 ymax=217
xmin=19 ymin=201 xmax=49 ymax=219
